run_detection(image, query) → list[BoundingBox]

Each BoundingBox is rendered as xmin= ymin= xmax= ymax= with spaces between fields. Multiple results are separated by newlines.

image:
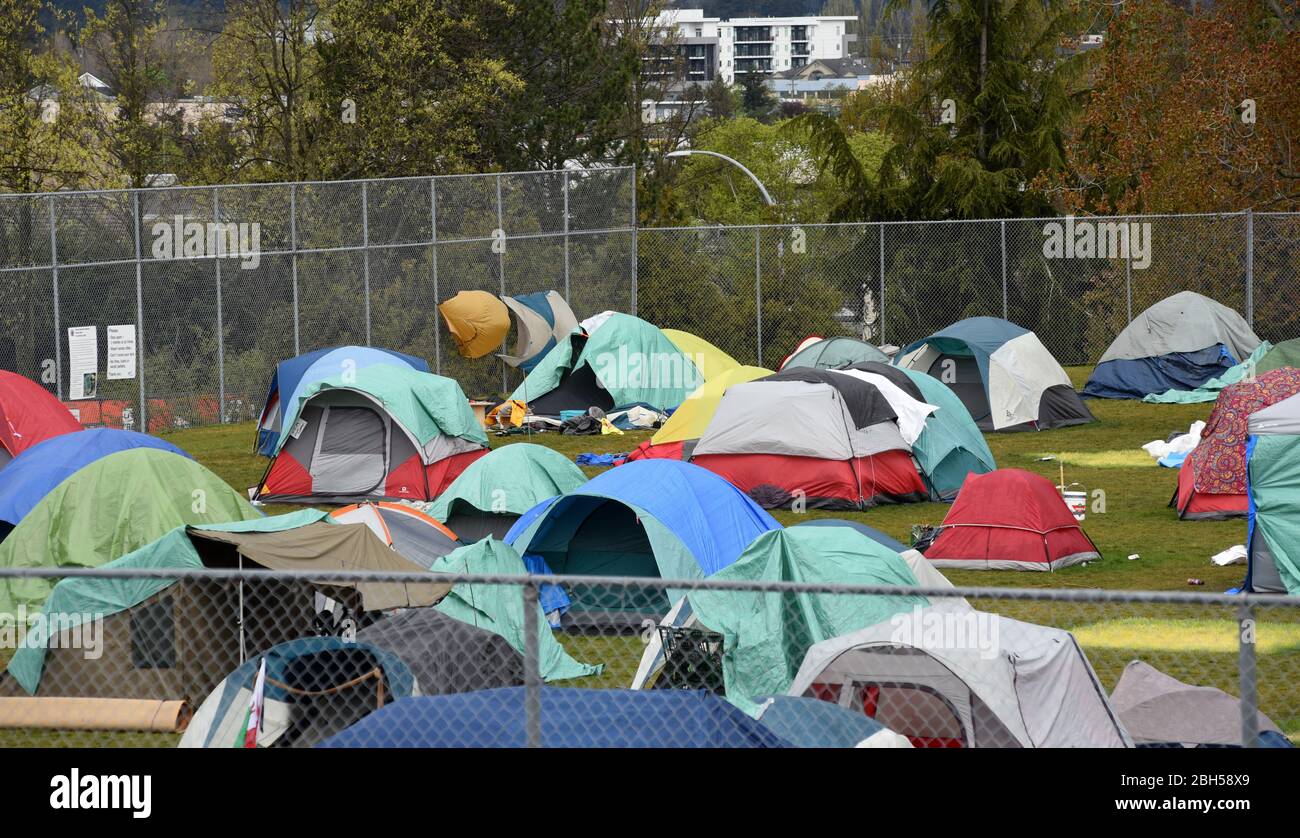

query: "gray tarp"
xmin=1110 ymin=660 xmax=1281 ymax=746
xmin=1099 ymin=291 xmax=1261 ymax=363
xmin=356 ymin=607 xmax=524 ymax=695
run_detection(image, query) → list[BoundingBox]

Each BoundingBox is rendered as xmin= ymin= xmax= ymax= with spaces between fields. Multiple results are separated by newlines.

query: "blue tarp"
xmin=1084 ymin=346 xmax=1235 ymax=400
xmin=255 ymin=346 xmax=428 ymax=455
xmin=0 ymin=429 xmax=189 ymax=529
xmin=316 ymin=688 xmax=792 ymax=748
xmin=754 ymin=695 xmax=896 ymax=747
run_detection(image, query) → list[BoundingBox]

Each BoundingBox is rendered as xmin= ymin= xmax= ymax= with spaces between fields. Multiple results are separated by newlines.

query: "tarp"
xmin=439 ymin=290 xmax=510 ymax=358
xmin=356 ymin=607 xmax=524 ymax=696
xmin=1111 ymin=660 xmax=1283 ymax=747
xmin=427 ymin=538 xmax=603 ymax=681
xmin=424 ymin=443 xmax=587 ymax=520
xmin=255 ymin=346 xmax=428 ymax=455
xmin=317 ymin=687 xmax=792 ymax=748
xmin=1257 ymin=338 xmax=1300 ymax=375
xmin=0 ymin=429 xmax=189 ymax=530
xmin=0 ymin=371 xmax=82 ymax=461
xmin=780 ymin=336 xmax=889 ymax=371
xmin=1142 ymin=343 xmax=1273 ymax=403
xmin=0 ymin=448 xmax=261 ymax=618
xmin=687 ymin=527 xmax=929 ymax=715
xmin=1246 ymin=393 xmax=1300 ymax=594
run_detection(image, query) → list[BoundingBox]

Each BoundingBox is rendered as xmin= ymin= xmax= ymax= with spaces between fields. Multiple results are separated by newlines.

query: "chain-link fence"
xmin=4 ymin=171 xmax=1298 ymax=431
xmin=0 ymin=566 xmax=1295 ymax=748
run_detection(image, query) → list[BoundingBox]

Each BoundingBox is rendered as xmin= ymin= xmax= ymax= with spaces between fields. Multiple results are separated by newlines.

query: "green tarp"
xmin=1257 ymin=339 xmax=1300 ymax=376
xmin=278 ymin=365 xmax=488 ymax=455
xmin=6 ymin=510 xmax=327 ymax=694
xmin=1248 ymin=434 xmax=1300 ymax=594
xmin=1142 ymin=343 xmax=1273 ymax=404
xmin=424 ymin=443 xmax=587 ymax=519
xmin=429 ymin=538 xmax=604 ymax=681
xmin=0 ymin=448 xmax=261 ymax=619
xmin=688 ymin=526 xmax=929 ymax=715
xmin=508 ymin=313 xmax=704 ymax=410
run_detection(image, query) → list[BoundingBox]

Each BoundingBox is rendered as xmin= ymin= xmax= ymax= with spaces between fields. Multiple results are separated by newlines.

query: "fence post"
xmin=1238 ymin=602 xmax=1258 ymax=747
xmin=48 ymin=196 xmax=61 ymax=400
xmin=522 ymin=581 xmax=542 ymax=749
xmin=562 ymin=170 xmax=571 ymax=303
xmin=878 ymin=222 xmax=886 ymax=344
xmin=430 ymin=177 xmax=441 ymax=376
xmin=1245 ymin=209 xmax=1254 ymax=327
xmin=290 ymin=183 xmax=300 ymax=356
xmin=361 ymin=181 xmax=371 ymax=347
xmin=213 ymin=187 xmax=225 ymax=422
xmin=132 ymin=191 xmax=146 ymax=432
xmin=1125 ymin=216 xmax=1133 ymax=323
xmin=1000 ymin=219 xmax=1008 ymax=320
xmin=754 ymin=227 xmax=763 ymax=366
xmin=496 ymin=174 xmax=507 ymax=394
xmin=630 ymin=166 xmax=638 ymax=315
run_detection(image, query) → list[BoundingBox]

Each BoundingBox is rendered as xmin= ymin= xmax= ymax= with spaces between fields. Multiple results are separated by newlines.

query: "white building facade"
xmin=718 ymin=16 xmax=857 ymax=83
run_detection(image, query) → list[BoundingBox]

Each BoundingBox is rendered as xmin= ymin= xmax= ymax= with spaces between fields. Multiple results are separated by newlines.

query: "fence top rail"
xmin=0 ymin=565 xmax=1293 ymax=608
xmin=0 ymin=166 xmax=635 ymax=202
xmin=640 ymin=211 xmax=1269 ymax=234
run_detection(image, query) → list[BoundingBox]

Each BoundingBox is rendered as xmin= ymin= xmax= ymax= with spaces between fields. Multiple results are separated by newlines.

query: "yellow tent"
xmin=439 ymin=291 xmax=510 ymax=358
xmin=662 ymin=329 xmax=741 ymax=383
xmin=651 ymin=364 xmax=772 ymax=445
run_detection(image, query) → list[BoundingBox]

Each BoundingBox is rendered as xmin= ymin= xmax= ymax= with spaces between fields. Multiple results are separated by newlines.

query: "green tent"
xmin=428 ymin=538 xmax=603 ymax=682
xmin=0 ymin=448 xmax=261 ymax=619
xmin=781 ymin=336 xmax=889 ymax=370
xmin=507 ymin=313 xmax=707 ymax=412
xmin=1247 ymin=394 xmax=1300 ymax=594
xmin=1257 ymin=339 xmax=1300 ymax=376
xmin=687 ymin=526 xmax=929 ymax=715
xmin=893 ymin=366 xmax=997 ymax=501
xmin=5 ymin=510 xmax=326 ymax=694
xmin=424 ymin=443 xmax=587 ymax=540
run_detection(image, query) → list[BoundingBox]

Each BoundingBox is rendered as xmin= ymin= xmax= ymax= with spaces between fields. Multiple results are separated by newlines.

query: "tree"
xmin=702 ymin=76 xmax=738 ymax=119
xmin=739 ymin=71 xmax=777 ymax=122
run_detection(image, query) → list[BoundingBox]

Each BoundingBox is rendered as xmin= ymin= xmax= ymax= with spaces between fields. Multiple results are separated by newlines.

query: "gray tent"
xmin=356 ymin=607 xmax=524 ymax=696
xmin=1110 ymin=660 xmax=1284 ymax=747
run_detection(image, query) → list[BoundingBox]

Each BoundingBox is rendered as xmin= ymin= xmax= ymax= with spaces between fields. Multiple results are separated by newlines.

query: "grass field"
xmin=11 ymin=365 xmax=1289 ymax=746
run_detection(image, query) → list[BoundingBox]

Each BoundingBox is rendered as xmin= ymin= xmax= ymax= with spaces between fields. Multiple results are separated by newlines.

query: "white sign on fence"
xmin=107 ymin=325 xmax=137 ymax=381
xmin=67 ymin=326 xmax=97 ymax=401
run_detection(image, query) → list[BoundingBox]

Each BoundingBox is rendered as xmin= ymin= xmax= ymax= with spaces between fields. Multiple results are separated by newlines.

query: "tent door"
xmin=309 ymin=405 xmax=389 ymax=495
xmin=927 ymin=354 xmax=992 ymax=428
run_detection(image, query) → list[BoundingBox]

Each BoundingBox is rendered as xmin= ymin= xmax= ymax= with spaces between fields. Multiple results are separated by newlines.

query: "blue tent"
xmin=0 ymin=428 xmax=189 ymax=534
xmin=754 ymin=695 xmax=904 ymax=748
xmin=254 ymin=346 xmax=428 ymax=455
xmin=317 ymin=688 xmax=792 ymax=748
xmin=505 ymin=459 xmax=781 ymax=619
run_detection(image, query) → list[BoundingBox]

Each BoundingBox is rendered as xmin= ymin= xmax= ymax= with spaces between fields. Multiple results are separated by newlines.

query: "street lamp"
xmin=664 ymin=149 xmax=777 ymax=207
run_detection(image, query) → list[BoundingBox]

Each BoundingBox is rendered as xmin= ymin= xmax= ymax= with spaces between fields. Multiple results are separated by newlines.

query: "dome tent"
xmin=923 ymin=469 xmax=1100 ymax=570
xmin=255 ymin=364 xmax=488 ymax=504
xmin=1173 ymin=369 xmax=1300 ymax=520
xmin=498 ymin=291 xmax=579 ymax=372
xmin=254 ymin=346 xmax=428 ymax=456
xmin=625 ymin=364 xmax=772 ymax=461
xmin=780 ymin=336 xmax=890 ymax=371
xmin=424 ymin=443 xmax=588 ymax=541
xmin=1245 ymin=392 xmax=1300 ymax=594
xmin=329 ymin=501 xmax=463 ymax=567
xmin=0 ymin=370 xmax=82 ymax=470
xmin=895 ymin=316 xmax=1093 ymax=431
xmin=438 ymin=290 xmax=510 ymax=359
xmin=1084 ymin=291 xmax=1262 ymax=399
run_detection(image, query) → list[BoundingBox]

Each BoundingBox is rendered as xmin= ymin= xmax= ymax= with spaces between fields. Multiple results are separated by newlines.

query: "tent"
xmin=0 ymin=448 xmax=260 ymax=618
xmin=328 ymin=502 xmax=463 ymax=568
xmin=438 ymin=290 xmax=510 ymax=359
xmin=2 ymin=511 xmax=449 ymax=699
xmin=1245 ymin=393 xmax=1300 ymax=594
xmin=1173 ymin=369 xmax=1300 ymax=520
xmin=625 ymin=365 xmax=772 ymax=462
xmin=1142 ymin=342 xmax=1273 ymax=404
xmin=660 ymin=329 xmax=742 ymax=383
xmin=895 ymin=317 xmax=1093 ymax=431
xmin=1257 ymin=338 xmax=1300 ymax=375
xmin=0 ymin=428 xmax=189 ymax=540
xmin=687 ymin=526 xmax=929 ymax=714
xmin=789 ymin=607 xmax=1131 ymax=747
xmin=179 ymin=636 xmax=416 ymax=748
xmin=791 ymin=519 xmax=965 ymax=597
xmin=505 ymin=459 xmax=780 ymax=622
xmin=498 ymin=291 xmax=580 ymax=371
xmin=754 ymin=695 xmax=913 ymax=748
xmin=1084 ymin=292 xmax=1262 ymax=399
xmin=423 ymin=443 xmax=588 ymax=540
xmin=355 ymin=607 xmax=524 ymax=696
xmin=317 ymin=687 xmax=791 ymax=748
xmin=254 ymin=346 xmax=428 ymax=456
xmin=1110 ymin=660 xmax=1288 ymax=748
xmin=503 ymin=313 xmax=734 ymax=417
xmin=0 ymin=371 xmax=81 ymax=470
xmin=779 ymin=336 xmax=890 ymax=371
xmin=688 ymin=367 xmax=932 ymax=510
xmin=924 ymin=469 xmax=1100 ymax=570
xmin=254 ymin=364 xmax=488 ymax=504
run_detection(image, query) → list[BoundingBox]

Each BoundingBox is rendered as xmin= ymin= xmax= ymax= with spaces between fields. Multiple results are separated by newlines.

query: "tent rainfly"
xmin=0 ymin=371 xmax=82 ymax=471
xmin=1245 ymin=392 xmax=1300 ymax=594
xmin=499 ymin=291 xmax=580 ymax=372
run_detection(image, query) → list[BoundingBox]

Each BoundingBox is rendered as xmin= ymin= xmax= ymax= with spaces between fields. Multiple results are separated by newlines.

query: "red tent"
xmin=925 ymin=469 xmax=1099 ymax=570
xmin=1174 ymin=368 xmax=1300 ymax=520
xmin=0 ymin=371 xmax=82 ymax=469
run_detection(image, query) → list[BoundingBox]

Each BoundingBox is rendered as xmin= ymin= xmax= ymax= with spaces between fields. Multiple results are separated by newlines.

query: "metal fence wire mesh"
xmin=0 ymin=568 xmax=1292 ymax=749
xmin=2 ymin=167 xmax=1294 ymax=430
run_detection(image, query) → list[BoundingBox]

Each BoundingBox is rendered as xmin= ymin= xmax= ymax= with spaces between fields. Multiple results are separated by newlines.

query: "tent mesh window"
xmin=656 ymin=626 xmax=725 ymax=694
xmin=129 ymin=595 xmax=176 ymax=669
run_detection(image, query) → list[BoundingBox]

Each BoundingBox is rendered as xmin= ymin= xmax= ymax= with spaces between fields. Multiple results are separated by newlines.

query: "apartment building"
xmin=718 ymin=16 xmax=857 ymax=83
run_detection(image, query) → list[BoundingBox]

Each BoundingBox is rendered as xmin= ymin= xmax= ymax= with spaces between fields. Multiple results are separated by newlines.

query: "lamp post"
xmin=664 ymin=149 xmax=777 ymax=208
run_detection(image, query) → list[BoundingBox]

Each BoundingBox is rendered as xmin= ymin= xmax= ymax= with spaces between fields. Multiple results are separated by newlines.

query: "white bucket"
xmin=1062 ymin=490 xmax=1087 ymax=522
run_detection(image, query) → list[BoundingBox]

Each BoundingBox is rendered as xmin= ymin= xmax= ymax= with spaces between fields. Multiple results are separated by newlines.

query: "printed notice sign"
xmin=107 ymin=325 xmax=137 ymax=380
xmin=67 ymin=326 xmax=98 ymax=400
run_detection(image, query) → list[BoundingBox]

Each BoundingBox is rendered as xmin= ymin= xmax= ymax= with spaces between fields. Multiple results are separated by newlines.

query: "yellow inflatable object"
xmin=651 ymin=364 xmax=772 ymax=445
xmin=439 ymin=291 xmax=510 ymax=358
